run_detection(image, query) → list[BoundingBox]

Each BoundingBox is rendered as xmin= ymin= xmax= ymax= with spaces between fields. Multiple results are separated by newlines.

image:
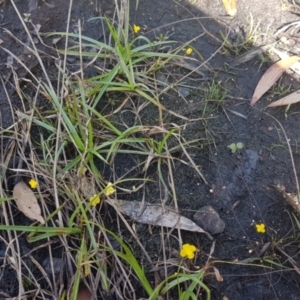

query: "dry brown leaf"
xmin=13 ymin=181 xmax=45 ymax=224
xmin=213 ymin=266 xmax=223 ymax=282
xmin=222 ymin=0 xmax=237 ymax=16
xmin=267 ymin=89 xmax=300 ymax=107
xmin=251 ymin=55 xmax=300 ymax=106
xmin=107 ymin=199 xmax=213 ymax=240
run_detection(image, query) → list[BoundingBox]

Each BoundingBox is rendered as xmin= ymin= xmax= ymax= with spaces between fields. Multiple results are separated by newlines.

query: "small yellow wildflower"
xmin=89 ymin=194 xmax=100 ymax=207
xmin=133 ymin=24 xmax=141 ymax=34
xmin=104 ymin=182 xmax=116 ymax=196
xmin=28 ymin=179 xmax=38 ymax=189
xmin=255 ymin=223 xmax=266 ymax=234
xmin=180 ymin=243 xmax=197 ymax=259
xmin=185 ymin=47 xmax=193 ymax=55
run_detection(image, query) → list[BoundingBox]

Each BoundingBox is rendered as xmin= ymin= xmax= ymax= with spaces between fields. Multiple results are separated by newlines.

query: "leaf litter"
xmin=251 ymin=55 xmax=300 ymax=106
xmin=267 ymin=89 xmax=300 ymax=107
xmin=13 ymin=181 xmax=45 ymax=224
xmin=107 ymin=199 xmax=213 ymax=240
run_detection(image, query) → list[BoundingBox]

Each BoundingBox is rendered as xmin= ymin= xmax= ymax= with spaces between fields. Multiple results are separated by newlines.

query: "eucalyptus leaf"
xmin=13 ymin=181 xmax=45 ymax=224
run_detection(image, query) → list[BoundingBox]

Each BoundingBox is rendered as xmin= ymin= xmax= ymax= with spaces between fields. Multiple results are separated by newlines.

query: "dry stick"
xmin=156 ymin=2 xmax=231 ymax=98
xmin=275 ymin=245 xmax=300 ymax=274
xmin=0 ymin=76 xmax=26 ymax=298
xmin=52 ymin=0 xmax=75 ymax=228
xmin=174 ymin=0 xmax=236 ymax=45
xmin=13 ymin=111 xmax=35 ymax=185
xmin=52 ymin=1 xmax=78 ymax=293
xmin=262 ymin=110 xmax=300 ymax=195
xmin=158 ymin=33 xmax=229 ymax=99
xmin=9 ymin=1 xmax=53 ymax=90
xmin=156 ymin=29 xmax=229 ymax=186
xmin=158 ymin=184 xmax=170 ymax=285
xmin=106 ymin=197 xmax=152 ymax=296
xmin=107 ymin=197 xmax=152 ymax=262
xmin=167 ymin=156 xmax=183 ymax=275
xmin=7 ymin=69 xmax=55 ymax=300
xmin=10 ymin=0 xmax=75 ymax=295
xmin=8 ymin=66 xmax=36 ymax=186
xmin=145 ymin=15 xmax=228 ymax=40
xmin=28 ymin=86 xmax=58 ymax=292
xmin=9 ymin=0 xmax=63 ymax=224
xmin=78 ymin=19 xmax=84 ymax=82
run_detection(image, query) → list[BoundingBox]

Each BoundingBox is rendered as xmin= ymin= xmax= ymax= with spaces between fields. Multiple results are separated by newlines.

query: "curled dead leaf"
xmin=251 ymin=55 xmax=300 ymax=106
xmin=13 ymin=181 xmax=45 ymax=224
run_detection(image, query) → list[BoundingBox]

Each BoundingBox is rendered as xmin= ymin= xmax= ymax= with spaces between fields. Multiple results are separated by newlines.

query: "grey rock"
xmin=178 ymin=87 xmax=190 ymax=98
xmin=193 ymin=206 xmax=225 ymax=235
xmin=42 ymin=257 xmax=63 ymax=275
xmin=157 ymin=72 xmax=168 ymax=84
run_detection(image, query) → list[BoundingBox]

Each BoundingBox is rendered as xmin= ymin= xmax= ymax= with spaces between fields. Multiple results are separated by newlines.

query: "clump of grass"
xmin=0 ymin=3 xmax=209 ymax=299
xmin=219 ymin=14 xmax=260 ymax=56
xmin=204 ymin=80 xmax=227 ymax=103
xmin=4 ymin=1 xmax=298 ymax=298
xmin=48 ymin=10 xmax=189 ymax=120
xmin=200 ymin=80 xmax=227 ymax=116
xmin=0 ymin=0 xmax=213 ymax=299
xmin=268 ymin=78 xmax=292 ymax=98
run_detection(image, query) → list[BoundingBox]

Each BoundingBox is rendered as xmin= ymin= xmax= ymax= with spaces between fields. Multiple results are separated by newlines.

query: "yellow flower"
xmin=104 ymin=182 xmax=116 ymax=196
xmin=89 ymin=194 xmax=100 ymax=207
xmin=133 ymin=24 xmax=141 ymax=34
xmin=185 ymin=47 xmax=193 ymax=55
xmin=255 ymin=223 xmax=266 ymax=234
xmin=180 ymin=243 xmax=197 ymax=259
xmin=29 ymin=179 xmax=38 ymax=189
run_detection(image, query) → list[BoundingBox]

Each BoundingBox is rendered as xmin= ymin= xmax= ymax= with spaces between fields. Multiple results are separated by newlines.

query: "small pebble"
xmin=193 ymin=205 xmax=225 ymax=235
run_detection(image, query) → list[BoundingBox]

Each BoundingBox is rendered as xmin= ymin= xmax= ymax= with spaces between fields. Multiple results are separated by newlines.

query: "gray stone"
xmin=193 ymin=206 xmax=225 ymax=235
xmin=178 ymin=87 xmax=190 ymax=98
xmin=42 ymin=257 xmax=63 ymax=275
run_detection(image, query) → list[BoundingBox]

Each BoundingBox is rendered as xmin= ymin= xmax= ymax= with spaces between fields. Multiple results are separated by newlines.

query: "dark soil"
xmin=1 ymin=0 xmax=300 ymax=299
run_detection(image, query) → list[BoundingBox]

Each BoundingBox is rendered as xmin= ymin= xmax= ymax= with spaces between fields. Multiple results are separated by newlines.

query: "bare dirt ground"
xmin=1 ymin=0 xmax=300 ymax=299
